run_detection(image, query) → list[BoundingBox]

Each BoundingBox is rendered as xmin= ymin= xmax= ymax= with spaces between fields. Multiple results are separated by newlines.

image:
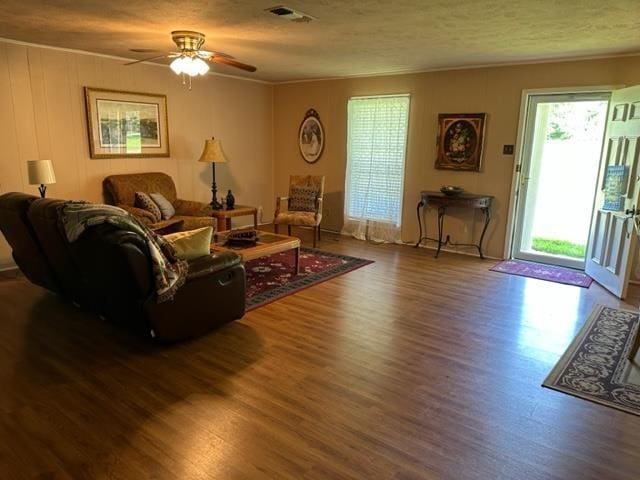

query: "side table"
xmin=211 ymin=205 xmax=258 ymax=232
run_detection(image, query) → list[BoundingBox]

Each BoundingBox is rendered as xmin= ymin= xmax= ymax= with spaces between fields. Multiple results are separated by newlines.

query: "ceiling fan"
xmin=125 ymin=30 xmax=257 ymax=89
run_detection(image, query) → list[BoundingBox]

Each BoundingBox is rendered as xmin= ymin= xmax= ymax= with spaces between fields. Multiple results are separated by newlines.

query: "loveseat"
xmin=0 ymin=192 xmax=246 ymax=342
xmin=103 ymin=172 xmax=215 ymax=231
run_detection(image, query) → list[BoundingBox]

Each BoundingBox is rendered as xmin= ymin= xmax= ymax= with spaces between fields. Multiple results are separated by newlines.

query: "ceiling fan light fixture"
xmin=170 ymin=56 xmax=187 ymax=74
xmin=170 ymin=56 xmax=210 ymax=76
xmin=193 ymin=57 xmax=210 ymax=75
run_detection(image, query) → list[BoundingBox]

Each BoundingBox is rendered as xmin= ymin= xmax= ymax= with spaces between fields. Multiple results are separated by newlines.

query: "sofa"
xmin=0 ymin=192 xmax=246 ymax=342
xmin=103 ymin=172 xmax=215 ymax=231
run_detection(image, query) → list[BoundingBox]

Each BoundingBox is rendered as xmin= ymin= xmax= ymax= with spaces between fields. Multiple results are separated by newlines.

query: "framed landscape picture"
xmin=435 ymin=113 xmax=487 ymax=171
xmin=298 ymin=109 xmax=324 ymax=163
xmin=84 ymin=87 xmax=169 ymax=158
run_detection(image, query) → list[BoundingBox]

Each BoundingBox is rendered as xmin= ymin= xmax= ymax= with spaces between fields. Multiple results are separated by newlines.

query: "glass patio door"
xmin=512 ymin=92 xmax=610 ymax=269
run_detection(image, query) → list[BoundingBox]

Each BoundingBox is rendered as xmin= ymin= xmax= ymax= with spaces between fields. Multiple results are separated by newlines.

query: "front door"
xmin=512 ymin=92 xmax=609 ymax=269
xmin=585 ymin=85 xmax=640 ymax=298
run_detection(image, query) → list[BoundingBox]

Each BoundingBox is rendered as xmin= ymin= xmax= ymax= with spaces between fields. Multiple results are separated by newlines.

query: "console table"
xmin=415 ymin=191 xmax=493 ymax=259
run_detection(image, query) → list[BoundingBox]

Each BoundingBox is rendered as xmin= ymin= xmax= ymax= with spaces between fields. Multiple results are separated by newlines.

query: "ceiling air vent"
xmin=266 ymin=5 xmax=315 ymax=23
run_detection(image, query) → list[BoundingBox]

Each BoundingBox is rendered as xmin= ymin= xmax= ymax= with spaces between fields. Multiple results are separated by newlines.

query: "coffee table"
xmin=211 ymin=230 xmax=301 ymax=274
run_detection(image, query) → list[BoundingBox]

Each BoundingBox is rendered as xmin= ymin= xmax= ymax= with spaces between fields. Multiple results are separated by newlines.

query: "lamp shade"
xmin=27 ymin=160 xmax=56 ymax=185
xmin=198 ymin=138 xmax=227 ymax=163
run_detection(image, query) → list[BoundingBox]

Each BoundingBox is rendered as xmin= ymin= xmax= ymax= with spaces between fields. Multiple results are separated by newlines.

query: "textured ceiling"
xmin=2 ymin=0 xmax=640 ymax=82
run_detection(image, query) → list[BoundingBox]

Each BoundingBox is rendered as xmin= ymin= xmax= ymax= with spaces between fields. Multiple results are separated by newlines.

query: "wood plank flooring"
xmin=1 ymin=231 xmax=640 ymax=479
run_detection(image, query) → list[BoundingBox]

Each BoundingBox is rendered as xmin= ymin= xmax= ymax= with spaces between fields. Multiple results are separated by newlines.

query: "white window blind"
xmin=345 ymin=95 xmax=410 ymax=232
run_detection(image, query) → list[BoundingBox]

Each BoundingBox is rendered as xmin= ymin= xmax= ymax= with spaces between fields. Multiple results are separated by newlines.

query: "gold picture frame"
xmin=435 ymin=113 xmax=486 ymax=172
xmin=84 ymin=87 xmax=170 ymax=159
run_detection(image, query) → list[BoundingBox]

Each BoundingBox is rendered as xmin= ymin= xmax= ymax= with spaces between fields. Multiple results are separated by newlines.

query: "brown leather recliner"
xmin=27 ymin=198 xmax=103 ymax=310
xmin=0 ymin=192 xmax=60 ymax=293
xmin=0 ymin=192 xmax=246 ymax=342
xmin=103 ymin=172 xmax=215 ymax=231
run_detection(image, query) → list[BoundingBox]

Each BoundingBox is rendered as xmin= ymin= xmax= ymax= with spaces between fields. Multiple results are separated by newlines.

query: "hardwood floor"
xmin=1 ymin=231 xmax=639 ymax=479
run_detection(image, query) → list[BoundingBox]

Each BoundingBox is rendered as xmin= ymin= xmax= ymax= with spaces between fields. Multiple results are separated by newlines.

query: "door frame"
xmin=503 ymin=85 xmax=622 ymax=264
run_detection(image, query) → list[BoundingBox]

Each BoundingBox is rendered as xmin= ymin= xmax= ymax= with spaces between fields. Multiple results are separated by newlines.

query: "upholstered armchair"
xmin=274 ymin=175 xmax=325 ymax=247
xmin=103 ymin=172 xmax=215 ymax=231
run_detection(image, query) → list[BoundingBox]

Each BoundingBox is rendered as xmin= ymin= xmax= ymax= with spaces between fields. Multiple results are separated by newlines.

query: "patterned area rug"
xmin=245 ymin=248 xmax=373 ymax=311
xmin=543 ymin=305 xmax=640 ymax=416
xmin=490 ymin=259 xmax=593 ymax=288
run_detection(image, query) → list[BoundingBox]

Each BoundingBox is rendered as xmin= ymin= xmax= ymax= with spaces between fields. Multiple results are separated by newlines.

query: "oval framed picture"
xmin=299 ymin=109 xmax=324 ymax=163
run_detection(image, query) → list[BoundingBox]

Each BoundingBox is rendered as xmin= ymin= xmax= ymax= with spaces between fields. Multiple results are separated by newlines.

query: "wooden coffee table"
xmin=211 ymin=230 xmax=301 ymax=274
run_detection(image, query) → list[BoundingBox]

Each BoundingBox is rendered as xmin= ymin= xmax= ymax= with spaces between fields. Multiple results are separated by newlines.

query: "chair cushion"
xmin=134 ymin=192 xmax=161 ymax=223
xmin=150 ymin=192 xmax=176 ymax=220
xmin=288 ymin=186 xmax=318 ymax=212
xmin=164 ymin=226 xmax=213 ymax=261
xmin=274 ymin=211 xmax=321 ymax=227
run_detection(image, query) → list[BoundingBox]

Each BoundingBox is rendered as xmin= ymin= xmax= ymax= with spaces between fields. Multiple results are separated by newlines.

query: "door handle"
xmin=625 ymin=206 xmax=640 ymax=216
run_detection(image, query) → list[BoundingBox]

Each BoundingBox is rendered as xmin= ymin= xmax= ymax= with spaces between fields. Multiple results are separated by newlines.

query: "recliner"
xmin=0 ymin=192 xmax=246 ymax=342
xmin=27 ymin=198 xmax=100 ymax=309
xmin=0 ymin=192 xmax=60 ymax=293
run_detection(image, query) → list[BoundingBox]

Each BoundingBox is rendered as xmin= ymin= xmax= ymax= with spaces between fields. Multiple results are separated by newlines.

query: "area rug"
xmin=245 ymin=248 xmax=373 ymax=311
xmin=543 ymin=305 xmax=640 ymax=416
xmin=490 ymin=259 xmax=593 ymax=288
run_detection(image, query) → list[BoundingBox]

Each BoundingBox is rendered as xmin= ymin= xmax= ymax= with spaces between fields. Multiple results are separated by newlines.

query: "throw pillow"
xmin=164 ymin=226 xmax=213 ymax=261
xmin=288 ymin=186 xmax=318 ymax=212
xmin=150 ymin=192 xmax=176 ymax=220
xmin=134 ymin=191 xmax=161 ymax=223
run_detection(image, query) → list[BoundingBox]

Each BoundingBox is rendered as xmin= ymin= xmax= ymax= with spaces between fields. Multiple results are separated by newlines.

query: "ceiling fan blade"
xmin=124 ymin=54 xmax=169 ymax=66
xmin=210 ymin=56 xmax=257 ymax=72
xmin=197 ymin=49 xmax=233 ymax=59
xmin=130 ymin=48 xmax=161 ymax=53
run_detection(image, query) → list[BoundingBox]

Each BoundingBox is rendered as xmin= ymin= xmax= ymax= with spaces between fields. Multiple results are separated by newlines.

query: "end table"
xmin=211 ymin=205 xmax=258 ymax=232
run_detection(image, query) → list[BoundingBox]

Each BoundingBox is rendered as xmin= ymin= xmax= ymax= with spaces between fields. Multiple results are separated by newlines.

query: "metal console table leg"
xmin=476 ymin=207 xmax=492 ymax=260
xmin=435 ymin=206 xmax=446 ymax=258
xmin=415 ymin=200 xmax=425 ymax=247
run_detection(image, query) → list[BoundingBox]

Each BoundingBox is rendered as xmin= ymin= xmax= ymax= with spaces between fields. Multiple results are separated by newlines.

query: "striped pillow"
xmin=134 ymin=191 xmax=161 ymax=223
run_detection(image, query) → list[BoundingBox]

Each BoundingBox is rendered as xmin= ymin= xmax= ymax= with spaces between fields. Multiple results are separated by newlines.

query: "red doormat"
xmin=490 ymin=259 xmax=593 ymax=288
xmin=245 ymin=248 xmax=373 ymax=311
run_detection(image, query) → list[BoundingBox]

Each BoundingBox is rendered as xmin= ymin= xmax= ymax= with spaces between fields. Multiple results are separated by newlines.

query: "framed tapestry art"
xmin=84 ymin=87 xmax=170 ymax=158
xmin=299 ymin=109 xmax=324 ymax=163
xmin=435 ymin=113 xmax=487 ymax=171
xmin=602 ymin=165 xmax=629 ymax=211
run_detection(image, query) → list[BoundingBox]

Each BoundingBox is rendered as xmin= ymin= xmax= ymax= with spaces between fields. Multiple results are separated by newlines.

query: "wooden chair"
xmin=274 ymin=175 xmax=325 ymax=248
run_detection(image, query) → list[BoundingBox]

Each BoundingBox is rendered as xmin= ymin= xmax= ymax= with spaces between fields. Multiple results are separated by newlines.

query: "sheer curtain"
xmin=342 ymin=95 xmax=410 ymax=243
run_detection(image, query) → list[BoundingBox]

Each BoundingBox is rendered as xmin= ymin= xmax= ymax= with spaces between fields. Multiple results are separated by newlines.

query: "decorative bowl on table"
xmin=440 ymin=185 xmax=464 ymax=196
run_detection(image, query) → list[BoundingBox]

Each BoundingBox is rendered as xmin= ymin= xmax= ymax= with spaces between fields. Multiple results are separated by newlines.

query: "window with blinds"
xmin=345 ymin=95 xmax=410 ymax=226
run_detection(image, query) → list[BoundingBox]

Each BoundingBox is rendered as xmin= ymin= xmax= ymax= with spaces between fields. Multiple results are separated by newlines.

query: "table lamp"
xmin=198 ymin=137 xmax=227 ymax=209
xmin=27 ymin=159 xmax=56 ymax=198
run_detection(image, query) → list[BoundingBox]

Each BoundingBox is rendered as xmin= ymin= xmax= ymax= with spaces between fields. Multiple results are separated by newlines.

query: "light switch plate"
xmin=503 ymin=145 xmax=514 ymax=155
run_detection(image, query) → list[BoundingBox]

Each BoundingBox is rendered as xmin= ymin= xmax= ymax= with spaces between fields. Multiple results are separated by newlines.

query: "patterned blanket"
xmin=58 ymin=202 xmax=187 ymax=302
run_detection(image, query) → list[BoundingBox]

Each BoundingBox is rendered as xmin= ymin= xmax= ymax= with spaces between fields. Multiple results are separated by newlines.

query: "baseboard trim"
xmin=412 ymin=242 xmax=502 ymax=261
xmin=323 ymin=227 xmax=503 ymax=260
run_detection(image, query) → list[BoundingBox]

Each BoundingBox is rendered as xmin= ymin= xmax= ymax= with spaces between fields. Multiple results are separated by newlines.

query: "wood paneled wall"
xmin=0 ymin=41 xmax=274 ymax=268
xmin=273 ymin=56 xmax=640 ymax=259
